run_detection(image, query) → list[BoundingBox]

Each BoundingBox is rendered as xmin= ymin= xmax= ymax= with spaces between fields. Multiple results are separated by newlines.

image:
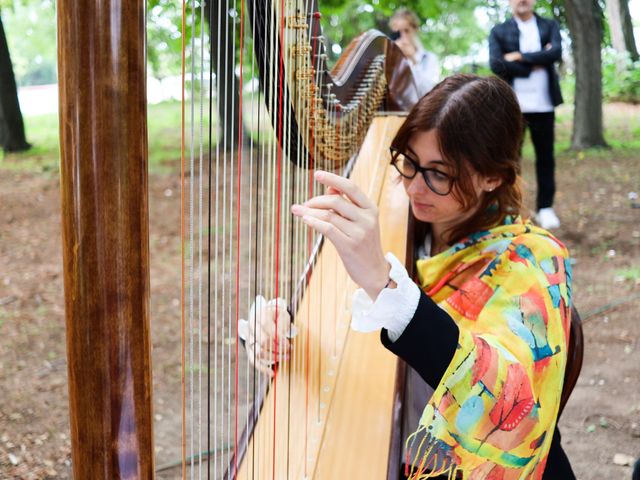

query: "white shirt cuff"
xmin=350 ymin=252 xmax=421 ymax=342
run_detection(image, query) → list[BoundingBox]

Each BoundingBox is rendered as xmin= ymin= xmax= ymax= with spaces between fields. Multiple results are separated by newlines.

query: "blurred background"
xmin=0 ymin=0 xmax=638 ymax=478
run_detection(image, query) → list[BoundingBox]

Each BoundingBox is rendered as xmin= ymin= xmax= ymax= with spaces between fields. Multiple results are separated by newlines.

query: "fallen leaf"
xmin=613 ymin=453 xmax=635 ymax=466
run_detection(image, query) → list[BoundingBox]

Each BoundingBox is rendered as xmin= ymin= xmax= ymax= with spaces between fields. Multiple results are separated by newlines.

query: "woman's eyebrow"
xmin=426 ymin=159 xmax=447 ymax=167
xmin=405 ymin=145 xmax=451 ymax=168
xmin=406 ymin=146 xmax=448 ymax=168
xmin=405 ymin=145 xmax=421 ymax=161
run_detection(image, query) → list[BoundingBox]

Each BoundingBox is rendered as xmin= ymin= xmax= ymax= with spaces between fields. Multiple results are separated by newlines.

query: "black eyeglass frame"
xmin=389 ymin=146 xmax=456 ymax=196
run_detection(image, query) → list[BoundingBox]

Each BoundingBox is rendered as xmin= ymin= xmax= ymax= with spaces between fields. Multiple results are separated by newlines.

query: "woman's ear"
xmin=481 ymin=176 xmax=503 ymax=193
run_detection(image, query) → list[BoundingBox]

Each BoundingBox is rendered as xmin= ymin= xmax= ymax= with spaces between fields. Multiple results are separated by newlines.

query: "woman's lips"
xmin=412 ymin=199 xmax=433 ymax=209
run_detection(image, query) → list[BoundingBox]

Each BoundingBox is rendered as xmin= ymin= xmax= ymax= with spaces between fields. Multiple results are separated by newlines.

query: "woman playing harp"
xmin=247 ymin=74 xmax=576 ymax=478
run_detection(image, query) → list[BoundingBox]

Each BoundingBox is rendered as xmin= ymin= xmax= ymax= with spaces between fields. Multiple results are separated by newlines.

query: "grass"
xmin=615 ymin=267 xmax=640 ymax=282
xmin=0 ymin=100 xmax=186 ymax=174
xmin=2 ymin=99 xmax=640 ymax=175
xmin=147 ymin=101 xmax=188 ymax=169
xmin=518 ymin=103 xmax=640 ymax=166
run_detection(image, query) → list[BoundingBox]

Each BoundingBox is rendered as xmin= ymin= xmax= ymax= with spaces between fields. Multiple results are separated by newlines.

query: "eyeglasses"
xmin=389 ymin=147 xmax=455 ymax=196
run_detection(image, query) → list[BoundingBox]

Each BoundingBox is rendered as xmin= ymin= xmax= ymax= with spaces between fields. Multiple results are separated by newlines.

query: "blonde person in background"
xmin=389 ymin=8 xmax=439 ymax=98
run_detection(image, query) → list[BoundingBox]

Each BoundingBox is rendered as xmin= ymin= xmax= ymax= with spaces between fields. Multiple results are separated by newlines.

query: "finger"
xmin=256 ymin=345 xmax=290 ymax=363
xmin=249 ymin=341 xmax=288 ymax=366
xmin=302 ymin=194 xmax=361 ymax=221
xmin=295 ymin=205 xmax=358 ymax=238
xmin=246 ymin=345 xmax=274 ymax=377
xmin=299 ymin=213 xmax=351 ymax=249
xmin=314 ymin=171 xmax=373 ymax=209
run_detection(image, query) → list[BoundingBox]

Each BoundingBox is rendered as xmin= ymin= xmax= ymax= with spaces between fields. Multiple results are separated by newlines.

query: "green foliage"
xmin=559 ymin=72 xmax=575 ymax=105
xmin=601 ymin=50 xmax=640 ymax=104
xmin=147 ymin=0 xmax=191 ymax=79
xmin=2 ymin=1 xmax=57 ymax=86
xmin=321 ymin=0 xmax=489 ymax=65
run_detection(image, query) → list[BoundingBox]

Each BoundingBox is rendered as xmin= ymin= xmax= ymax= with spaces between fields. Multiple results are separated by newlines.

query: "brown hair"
xmin=392 ymin=74 xmax=524 ymax=244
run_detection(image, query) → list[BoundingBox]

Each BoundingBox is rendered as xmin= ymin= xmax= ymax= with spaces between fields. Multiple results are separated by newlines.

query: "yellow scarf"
xmin=407 ymin=217 xmax=571 ymax=479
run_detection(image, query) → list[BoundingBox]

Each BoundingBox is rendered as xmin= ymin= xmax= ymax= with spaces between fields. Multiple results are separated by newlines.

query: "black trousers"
xmin=523 ymin=112 xmax=556 ymax=210
xmin=400 ymin=427 xmax=575 ymax=479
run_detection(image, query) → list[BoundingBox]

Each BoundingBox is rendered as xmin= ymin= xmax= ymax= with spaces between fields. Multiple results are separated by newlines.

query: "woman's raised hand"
xmin=238 ymin=296 xmax=297 ymax=377
xmin=291 ymin=170 xmax=390 ymax=300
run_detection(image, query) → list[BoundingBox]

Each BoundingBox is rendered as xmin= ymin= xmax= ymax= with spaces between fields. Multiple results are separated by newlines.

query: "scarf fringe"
xmin=405 ymin=426 xmax=463 ymax=479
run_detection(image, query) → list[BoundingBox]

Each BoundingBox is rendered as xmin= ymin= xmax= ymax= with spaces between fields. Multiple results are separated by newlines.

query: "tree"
xmin=0 ymin=13 xmax=30 ymax=153
xmin=204 ymin=0 xmax=245 ymax=149
xmin=321 ymin=0 xmax=488 ymax=65
xmin=605 ymin=0 xmax=639 ymax=62
xmin=564 ymin=0 xmax=607 ymax=149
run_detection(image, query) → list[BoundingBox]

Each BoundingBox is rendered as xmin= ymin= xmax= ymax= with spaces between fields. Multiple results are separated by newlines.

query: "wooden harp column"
xmin=58 ymin=1 xmax=154 ymax=478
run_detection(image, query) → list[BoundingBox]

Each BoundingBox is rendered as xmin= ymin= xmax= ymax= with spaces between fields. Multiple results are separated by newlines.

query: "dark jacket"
xmin=489 ymin=14 xmax=563 ymax=107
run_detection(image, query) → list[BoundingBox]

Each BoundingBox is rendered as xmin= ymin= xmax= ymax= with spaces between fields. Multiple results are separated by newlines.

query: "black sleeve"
xmin=489 ymin=26 xmax=533 ymax=79
xmin=542 ymin=428 xmax=576 ymax=479
xmin=381 ymin=290 xmax=459 ymax=390
xmin=521 ymin=20 xmax=562 ymax=66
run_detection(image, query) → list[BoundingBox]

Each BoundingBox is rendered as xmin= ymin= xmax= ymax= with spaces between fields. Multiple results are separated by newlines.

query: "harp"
xmin=58 ymin=0 xmax=420 ymax=478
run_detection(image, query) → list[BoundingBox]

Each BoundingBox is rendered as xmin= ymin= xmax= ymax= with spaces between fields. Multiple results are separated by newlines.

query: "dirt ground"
xmin=1 ymin=104 xmax=639 ymax=479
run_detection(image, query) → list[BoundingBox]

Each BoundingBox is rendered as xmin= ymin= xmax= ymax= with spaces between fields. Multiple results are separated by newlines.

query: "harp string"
xmin=206 ymin=0 xmax=215 ymax=476
xmin=181 ymin=0 xmax=187 ymax=476
xmin=198 ymin=2 xmax=206 ymax=478
xmin=233 ymin=0 xmax=246 ymax=472
xmin=213 ymin=0 xmax=222 ymax=476
xmin=189 ymin=0 xmax=196 ymax=476
xmin=182 ymin=0 xmax=391 ymax=475
xmin=248 ymin=0 xmax=261 ymax=470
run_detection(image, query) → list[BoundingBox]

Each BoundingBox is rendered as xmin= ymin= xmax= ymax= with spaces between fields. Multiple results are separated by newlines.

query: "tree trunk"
xmin=204 ymin=0 xmax=246 ymax=149
xmin=0 ymin=15 xmax=30 ymax=153
xmin=564 ymin=0 xmax=607 ymax=149
xmin=607 ymin=0 xmax=626 ymax=54
xmin=606 ymin=0 xmax=639 ymax=61
xmin=621 ymin=0 xmax=639 ymax=61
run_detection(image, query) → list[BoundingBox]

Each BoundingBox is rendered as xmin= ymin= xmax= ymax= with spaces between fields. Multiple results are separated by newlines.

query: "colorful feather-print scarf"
xmin=407 ymin=216 xmax=572 ymax=479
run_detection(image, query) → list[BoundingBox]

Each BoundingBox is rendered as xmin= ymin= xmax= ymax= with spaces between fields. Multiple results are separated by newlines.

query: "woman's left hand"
xmin=291 ymin=170 xmax=390 ymax=300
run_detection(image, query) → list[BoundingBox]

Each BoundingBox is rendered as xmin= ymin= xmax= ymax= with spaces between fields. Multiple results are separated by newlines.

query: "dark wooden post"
xmin=57 ymin=1 xmax=154 ymax=478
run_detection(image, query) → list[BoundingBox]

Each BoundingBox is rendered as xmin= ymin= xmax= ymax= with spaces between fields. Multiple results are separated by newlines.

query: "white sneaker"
xmin=535 ymin=207 xmax=560 ymax=229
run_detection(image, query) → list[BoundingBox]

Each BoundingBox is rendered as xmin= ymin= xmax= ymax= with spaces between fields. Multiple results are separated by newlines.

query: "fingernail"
xmin=314 ymin=170 xmax=324 ymax=180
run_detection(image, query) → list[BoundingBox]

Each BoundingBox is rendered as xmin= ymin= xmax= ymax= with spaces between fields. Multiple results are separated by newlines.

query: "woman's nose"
xmin=405 ymin=174 xmax=427 ymax=196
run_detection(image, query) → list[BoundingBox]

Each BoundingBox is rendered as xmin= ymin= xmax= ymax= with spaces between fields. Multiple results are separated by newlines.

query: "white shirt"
xmin=512 ymin=16 xmax=554 ymax=113
xmin=350 ymin=234 xmax=433 ymax=340
xmin=411 ymin=47 xmax=439 ymax=98
xmin=351 ymin=252 xmax=421 ymax=341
